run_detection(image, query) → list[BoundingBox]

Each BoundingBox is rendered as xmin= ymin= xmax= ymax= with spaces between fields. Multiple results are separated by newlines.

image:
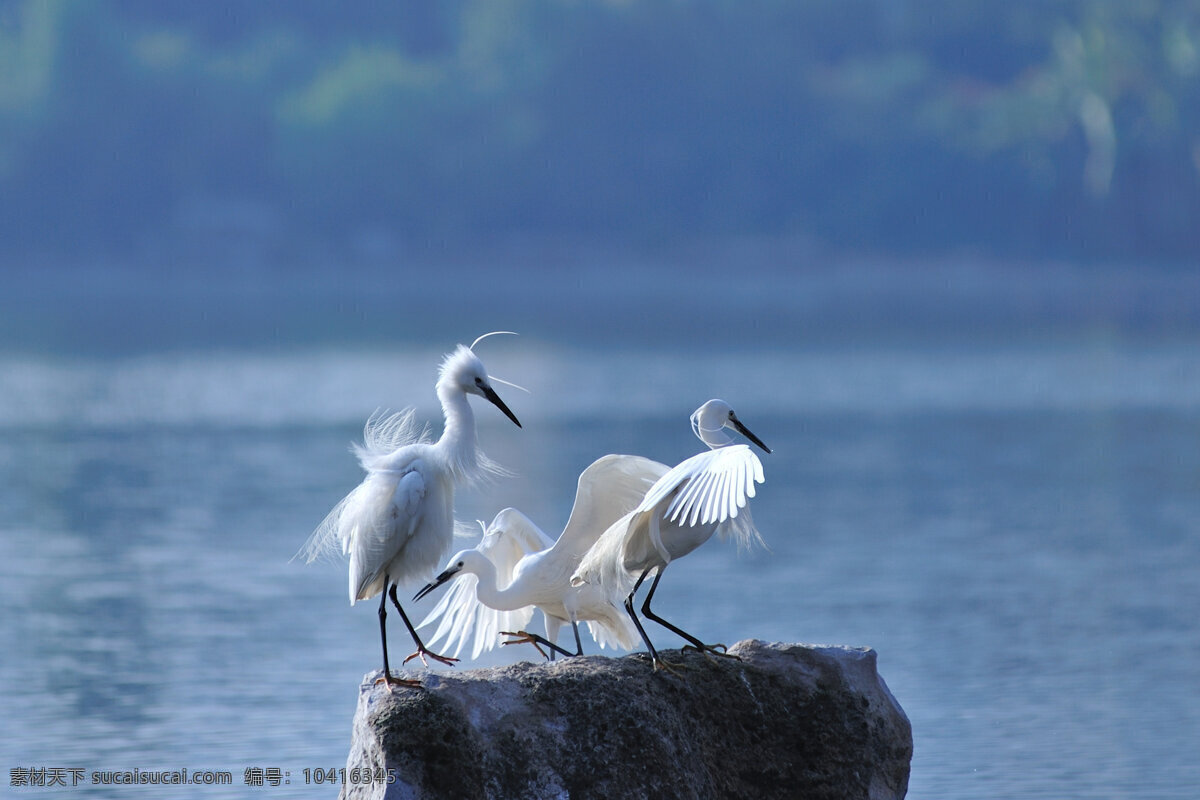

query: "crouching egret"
xmin=571 ymin=399 xmax=770 ymax=672
xmin=413 ymin=454 xmax=669 ymax=661
xmin=297 ymin=334 xmax=522 ymax=688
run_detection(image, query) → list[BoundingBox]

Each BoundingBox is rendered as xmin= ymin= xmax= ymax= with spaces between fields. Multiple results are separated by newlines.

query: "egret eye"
xmin=474 ymin=377 xmax=484 ymax=386
xmin=457 ymin=561 xmax=465 ymax=568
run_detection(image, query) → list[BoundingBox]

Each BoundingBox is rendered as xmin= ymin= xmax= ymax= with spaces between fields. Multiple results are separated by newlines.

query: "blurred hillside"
xmin=2 ymin=0 xmax=1198 ymax=263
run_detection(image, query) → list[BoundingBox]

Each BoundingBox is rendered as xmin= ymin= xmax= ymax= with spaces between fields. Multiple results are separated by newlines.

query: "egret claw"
xmin=374 ymin=672 xmax=421 ymax=690
xmin=402 ymin=648 xmax=459 ymax=668
xmin=500 ymin=630 xmax=549 ymax=661
xmin=681 ymin=642 xmax=741 ymax=663
xmin=651 ymin=656 xmax=689 ymax=676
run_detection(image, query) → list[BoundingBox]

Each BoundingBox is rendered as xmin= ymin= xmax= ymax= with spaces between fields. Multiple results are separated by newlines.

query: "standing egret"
xmin=571 ymin=399 xmax=770 ymax=672
xmin=297 ymin=334 xmax=522 ymax=688
xmin=413 ymin=454 xmax=669 ymax=661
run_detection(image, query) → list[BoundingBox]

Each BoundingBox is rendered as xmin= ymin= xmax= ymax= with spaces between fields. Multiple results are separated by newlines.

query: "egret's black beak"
xmin=483 ymin=385 xmax=522 ymax=428
xmin=730 ymin=413 xmax=771 ymax=454
xmin=413 ymin=564 xmax=462 ymax=602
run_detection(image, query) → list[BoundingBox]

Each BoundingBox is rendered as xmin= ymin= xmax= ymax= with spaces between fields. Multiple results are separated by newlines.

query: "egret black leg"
xmin=571 ymin=620 xmax=584 ymax=656
xmin=391 ymin=585 xmax=459 ymax=668
xmin=377 ymin=577 xmax=392 ymax=676
xmin=624 ymin=567 xmax=682 ymax=673
xmin=640 ymin=568 xmax=740 ymax=662
xmin=374 ymin=576 xmax=420 ymax=688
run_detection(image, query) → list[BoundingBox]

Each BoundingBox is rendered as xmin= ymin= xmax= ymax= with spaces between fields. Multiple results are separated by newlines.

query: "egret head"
xmin=412 ymin=549 xmax=481 ymax=602
xmin=438 ymin=338 xmax=522 ymax=428
xmin=690 ymin=399 xmax=771 ymax=453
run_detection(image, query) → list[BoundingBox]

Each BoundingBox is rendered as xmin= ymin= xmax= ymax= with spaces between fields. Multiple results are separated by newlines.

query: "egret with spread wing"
xmin=297 ymin=334 xmax=522 ymax=688
xmin=413 ymin=454 xmax=669 ymax=661
xmin=571 ymin=399 xmax=770 ymax=672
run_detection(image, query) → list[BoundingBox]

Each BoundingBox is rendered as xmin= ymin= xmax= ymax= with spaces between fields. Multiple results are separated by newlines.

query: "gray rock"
xmin=339 ymin=640 xmax=911 ymax=800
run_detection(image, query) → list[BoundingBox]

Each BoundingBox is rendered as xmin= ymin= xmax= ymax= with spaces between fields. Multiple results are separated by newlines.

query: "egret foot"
xmin=374 ymin=672 xmax=421 ymax=690
xmin=401 ymin=647 xmax=459 ymax=668
xmin=651 ymin=656 xmax=689 ymax=677
xmin=643 ymin=652 xmax=691 ymax=681
xmin=681 ymin=642 xmax=742 ymax=664
xmin=500 ymin=630 xmax=550 ymax=661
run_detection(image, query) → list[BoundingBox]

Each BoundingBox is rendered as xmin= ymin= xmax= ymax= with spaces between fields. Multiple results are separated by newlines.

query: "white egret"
xmin=297 ymin=334 xmax=522 ymax=688
xmin=570 ymin=399 xmax=770 ymax=672
xmin=413 ymin=454 xmax=669 ymax=661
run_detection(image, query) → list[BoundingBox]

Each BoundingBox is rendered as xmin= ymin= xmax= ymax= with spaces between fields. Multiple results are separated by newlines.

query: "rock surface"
xmin=339 ymin=640 xmax=911 ymax=800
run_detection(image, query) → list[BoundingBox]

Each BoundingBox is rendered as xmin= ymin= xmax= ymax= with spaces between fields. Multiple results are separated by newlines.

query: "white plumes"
xmin=469 ymin=330 xmax=519 ymax=351
xmin=297 ymin=488 xmax=356 ymax=566
xmin=296 ymin=409 xmax=430 ymax=565
xmin=488 ymin=375 xmax=530 ymax=394
xmin=353 ymin=408 xmax=432 ymax=471
xmin=716 ymin=501 xmax=767 ymax=554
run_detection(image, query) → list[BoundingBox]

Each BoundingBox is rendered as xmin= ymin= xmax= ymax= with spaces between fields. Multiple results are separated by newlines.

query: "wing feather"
xmin=550 ymin=454 xmax=669 ymax=564
xmin=585 ymin=613 xmax=638 ymax=651
xmin=740 ymin=456 xmax=754 ymax=506
xmin=419 ymin=572 xmax=482 ymax=656
xmin=687 ymin=467 xmax=719 ymax=525
xmin=637 ymin=455 xmax=697 ymax=515
xmin=739 ymin=458 xmax=751 ymax=510
xmin=572 ymin=443 xmax=769 ymax=604
xmin=346 ymin=467 xmax=426 ymax=602
xmin=713 ymin=466 xmax=729 ymax=524
xmin=702 ymin=466 xmax=721 ymax=525
xmin=664 ymin=461 xmax=708 ymax=524
xmin=417 ymin=564 xmax=538 ymax=660
xmin=478 ymin=509 xmax=554 ymax=588
xmin=295 ymin=409 xmax=430 ymax=567
xmin=724 ymin=462 xmax=739 ymax=519
xmin=652 ymin=445 xmax=764 ymax=530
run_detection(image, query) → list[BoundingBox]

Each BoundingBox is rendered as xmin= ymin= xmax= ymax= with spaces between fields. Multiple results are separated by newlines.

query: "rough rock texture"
xmin=339 ymin=640 xmax=911 ymax=800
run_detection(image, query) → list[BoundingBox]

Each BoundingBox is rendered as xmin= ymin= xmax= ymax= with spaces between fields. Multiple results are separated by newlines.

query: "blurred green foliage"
xmin=1 ymin=0 xmax=1197 ymax=260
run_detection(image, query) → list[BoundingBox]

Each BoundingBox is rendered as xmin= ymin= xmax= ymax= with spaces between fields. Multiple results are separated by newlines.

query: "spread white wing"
xmin=550 ymin=454 xmax=670 ymax=563
xmin=572 ymin=444 xmax=767 ymax=600
xmin=418 ymin=510 xmax=552 ymax=659
xmin=639 ymin=444 xmax=764 ymax=528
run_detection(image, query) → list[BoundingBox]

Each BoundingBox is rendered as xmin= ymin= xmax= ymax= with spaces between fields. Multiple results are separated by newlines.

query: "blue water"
xmin=2 ymin=254 xmax=1199 ymax=798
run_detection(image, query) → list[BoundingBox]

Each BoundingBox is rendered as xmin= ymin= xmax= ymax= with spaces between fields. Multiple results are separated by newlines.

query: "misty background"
xmin=3 ymin=0 xmax=1200 ymax=265
xmin=4 ymin=0 xmax=1199 ymax=355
